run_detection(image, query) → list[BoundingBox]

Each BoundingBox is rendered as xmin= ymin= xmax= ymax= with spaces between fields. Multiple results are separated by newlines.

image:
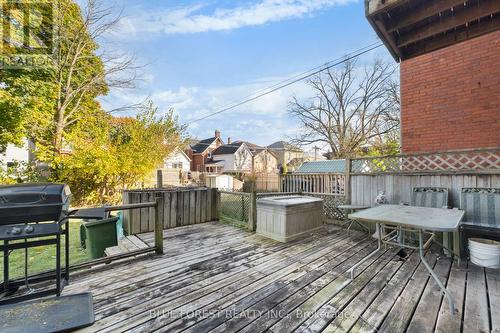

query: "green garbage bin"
xmin=80 ymin=216 xmax=119 ymax=259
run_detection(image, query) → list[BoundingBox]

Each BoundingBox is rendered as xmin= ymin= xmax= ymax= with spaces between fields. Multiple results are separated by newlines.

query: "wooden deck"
xmin=64 ymin=222 xmax=500 ymax=333
xmin=105 ymin=235 xmax=150 ymax=256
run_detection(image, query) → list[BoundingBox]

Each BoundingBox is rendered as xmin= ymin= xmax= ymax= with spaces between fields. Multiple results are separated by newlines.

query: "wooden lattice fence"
xmin=348 ymin=148 xmax=500 ymax=208
xmin=351 ymin=148 xmax=500 ymax=174
xmin=303 ymin=192 xmax=347 ymax=220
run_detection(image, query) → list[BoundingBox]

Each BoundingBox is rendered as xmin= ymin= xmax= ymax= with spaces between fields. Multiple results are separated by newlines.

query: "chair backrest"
xmin=411 ymin=187 xmax=449 ymax=208
xmin=460 ymin=188 xmax=500 ymax=226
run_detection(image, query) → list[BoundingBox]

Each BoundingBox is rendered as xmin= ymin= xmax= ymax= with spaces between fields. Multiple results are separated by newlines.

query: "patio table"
xmin=347 ymin=204 xmax=464 ymax=313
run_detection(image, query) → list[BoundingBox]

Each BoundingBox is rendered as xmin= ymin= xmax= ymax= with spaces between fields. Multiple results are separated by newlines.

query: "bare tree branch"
xmin=289 ymin=59 xmax=400 ymax=159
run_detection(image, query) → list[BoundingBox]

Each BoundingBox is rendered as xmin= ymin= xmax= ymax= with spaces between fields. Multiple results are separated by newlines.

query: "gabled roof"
xmin=287 ymin=157 xmax=304 ymax=168
xmin=212 ymin=142 xmax=244 ymax=155
xmin=190 ymin=137 xmax=220 ymax=154
xmin=295 ymin=160 xmax=347 ymax=174
xmin=232 ymin=140 xmax=267 ymax=155
xmin=233 ymin=140 xmax=261 ymax=150
xmin=167 ymin=147 xmax=191 ymax=162
xmin=267 ymin=141 xmax=303 ymax=152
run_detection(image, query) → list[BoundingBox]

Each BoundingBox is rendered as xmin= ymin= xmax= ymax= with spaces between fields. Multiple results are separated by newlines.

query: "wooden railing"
xmin=8 ymin=200 xmax=166 ymax=287
xmin=106 ymin=201 xmax=163 ymax=254
xmin=280 ymin=173 xmax=346 ymax=194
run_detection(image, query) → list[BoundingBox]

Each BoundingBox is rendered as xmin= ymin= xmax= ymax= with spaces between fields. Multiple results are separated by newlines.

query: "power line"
xmin=188 ymin=41 xmax=381 ymax=119
xmin=184 ymin=42 xmax=383 ymax=125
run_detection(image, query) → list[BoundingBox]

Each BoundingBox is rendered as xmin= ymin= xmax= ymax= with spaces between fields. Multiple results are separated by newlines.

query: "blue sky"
xmin=90 ymin=0 xmax=393 ymax=147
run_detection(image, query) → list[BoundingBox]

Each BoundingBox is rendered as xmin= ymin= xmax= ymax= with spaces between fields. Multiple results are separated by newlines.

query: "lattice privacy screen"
xmin=351 ymin=149 xmax=500 ymax=174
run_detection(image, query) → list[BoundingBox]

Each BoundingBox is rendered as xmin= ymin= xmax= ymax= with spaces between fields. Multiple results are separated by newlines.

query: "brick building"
xmin=366 ymin=0 xmax=500 ymax=153
xmin=186 ymin=130 xmax=224 ymax=172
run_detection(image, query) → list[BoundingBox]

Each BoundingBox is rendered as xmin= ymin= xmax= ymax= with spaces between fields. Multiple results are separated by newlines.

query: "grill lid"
xmin=0 ymin=183 xmax=71 ymax=224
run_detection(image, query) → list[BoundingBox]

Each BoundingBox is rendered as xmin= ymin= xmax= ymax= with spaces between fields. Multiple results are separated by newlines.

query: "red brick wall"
xmin=400 ymin=30 xmax=500 ymax=153
xmin=192 ymin=154 xmax=205 ymax=172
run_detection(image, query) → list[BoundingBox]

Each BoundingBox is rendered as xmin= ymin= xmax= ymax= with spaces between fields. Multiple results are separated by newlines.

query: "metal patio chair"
xmin=404 ymin=187 xmax=450 ymax=253
xmin=459 ymin=187 xmax=500 ymax=259
xmin=411 ymin=187 xmax=449 ymax=208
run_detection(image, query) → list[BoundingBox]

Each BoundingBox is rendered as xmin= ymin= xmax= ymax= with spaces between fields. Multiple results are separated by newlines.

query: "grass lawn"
xmin=1 ymin=222 xmax=89 ymax=280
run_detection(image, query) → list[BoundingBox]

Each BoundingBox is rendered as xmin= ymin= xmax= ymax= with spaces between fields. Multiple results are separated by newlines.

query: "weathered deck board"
xmin=434 ymin=261 xmax=466 ymax=333
xmin=153 ymin=235 xmax=368 ymax=333
xmin=61 ymin=222 xmax=500 ymax=333
xmin=486 ymin=268 xmax=500 ymax=333
xmin=90 ymin=232 xmax=349 ymax=332
xmin=377 ymin=251 xmax=438 ymax=333
xmin=463 ymin=263 xmax=490 ymax=333
xmin=406 ymin=257 xmax=452 ymax=333
xmin=210 ymin=240 xmax=376 ymax=333
xmin=322 ymin=251 xmax=419 ymax=332
xmin=104 ymin=235 xmax=150 ymax=256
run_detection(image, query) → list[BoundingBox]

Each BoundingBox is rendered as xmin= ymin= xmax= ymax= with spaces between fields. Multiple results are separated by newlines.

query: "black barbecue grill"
xmin=0 ymin=183 xmax=105 ymax=305
xmin=0 ymin=183 xmax=71 ymax=226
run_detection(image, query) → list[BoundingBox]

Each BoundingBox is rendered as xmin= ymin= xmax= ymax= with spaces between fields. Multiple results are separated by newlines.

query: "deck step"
xmin=104 ymin=235 xmax=150 ymax=257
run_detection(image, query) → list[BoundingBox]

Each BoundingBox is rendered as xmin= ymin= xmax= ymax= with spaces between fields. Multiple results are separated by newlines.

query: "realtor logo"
xmin=0 ymin=0 xmax=55 ymax=68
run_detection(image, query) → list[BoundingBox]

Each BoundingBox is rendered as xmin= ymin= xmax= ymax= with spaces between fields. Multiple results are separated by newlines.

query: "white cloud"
xmin=117 ymin=0 xmax=356 ymax=37
xmin=101 ymin=75 xmax=314 ymax=145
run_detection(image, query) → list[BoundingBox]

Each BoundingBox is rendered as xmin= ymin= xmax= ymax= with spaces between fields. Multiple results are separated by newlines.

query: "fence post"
xmin=155 ymin=196 xmax=164 ymax=255
xmin=345 ymin=158 xmax=351 ymax=204
xmin=248 ymin=191 xmax=257 ymax=232
xmin=122 ymin=191 xmax=132 ymax=234
xmin=215 ymin=189 xmax=221 ymax=220
xmin=156 ymin=170 xmax=163 ymax=188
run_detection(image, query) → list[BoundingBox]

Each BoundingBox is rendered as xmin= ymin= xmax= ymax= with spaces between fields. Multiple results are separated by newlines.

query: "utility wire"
xmin=184 ymin=42 xmax=383 ymax=125
xmin=189 ymin=41 xmax=381 ymax=119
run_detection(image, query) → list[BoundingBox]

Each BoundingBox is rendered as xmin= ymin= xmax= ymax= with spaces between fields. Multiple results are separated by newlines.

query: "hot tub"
xmin=256 ymin=196 xmax=324 ymax=242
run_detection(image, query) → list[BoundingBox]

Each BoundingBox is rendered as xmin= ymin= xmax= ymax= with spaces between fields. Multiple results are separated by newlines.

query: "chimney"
xmin=215 ymin=129 xmax=220 ymax=138
xmin=227 ymin=137 xmax=231 ymax=144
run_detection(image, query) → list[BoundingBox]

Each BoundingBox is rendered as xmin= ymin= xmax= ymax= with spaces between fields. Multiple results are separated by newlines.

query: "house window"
xmin=207 ymin=152 xmax=212 ymax=159
xmin=172 ymin=162 xmax=183 ymax=169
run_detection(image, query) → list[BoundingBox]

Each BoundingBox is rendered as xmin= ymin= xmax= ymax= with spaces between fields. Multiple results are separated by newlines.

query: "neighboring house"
xmin=187 ymin=130 xmax=224 ymax=172
xmin=163 ymin=147 xmax=191 ymax=173
xmin=0 ymin=139 xmax=35 ymax=170
xmin=286 ymin=157 xmax=305 ymax=173
xmin=210 ymin=142 xmax=253 ymax=174
xmin=252 ymin=149 xmax=279 ymax=174
xmin=366 ymin=0 xmax=500 ymax=153
xmin=233 ymin=141 xmax=279 ymax=174
xmin=267 ymin=141 xmax=304 ymax=172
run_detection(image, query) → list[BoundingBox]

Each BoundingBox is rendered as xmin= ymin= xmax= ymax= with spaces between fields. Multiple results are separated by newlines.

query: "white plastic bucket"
xmin=469 ymin=238 xmax=500 ymax=269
